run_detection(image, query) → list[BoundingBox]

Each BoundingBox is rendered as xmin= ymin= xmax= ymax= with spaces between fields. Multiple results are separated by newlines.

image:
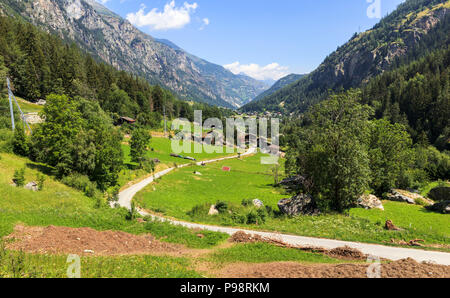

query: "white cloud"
xmin=199 ymin=17 xmax=209 ymax=30
xmin=224 ymin=62 xmax=290 ymax=81
xmin=126 ymin=1 xmax=198 ymax=31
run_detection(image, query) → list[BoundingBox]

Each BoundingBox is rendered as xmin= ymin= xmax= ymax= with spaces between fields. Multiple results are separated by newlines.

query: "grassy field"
xmin=209 ymin=242 xmax=344 ymax=265
xmin=15 ymin=97 xmax=44 ymax=114
xmin=135 ymin=153 xmax=285 ymax=219
xmin=0 ymin=248 xmax=202 ymax=278
xmin=0 ymin=153 xmax=227 ymax=248
xmin=134 ymin=152 xmax=450 ymax=249
xmin=118 ymin=136 xmax=237 ymax=188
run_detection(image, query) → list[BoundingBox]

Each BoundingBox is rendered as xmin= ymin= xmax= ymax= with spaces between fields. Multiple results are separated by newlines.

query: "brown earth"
xmin=214 ymin=258 xmax=450 ymax=278
xmin=230 ymin=231 xmax=367 ymax=261
xmin=4 ymin=225 xmax=187 ymax=256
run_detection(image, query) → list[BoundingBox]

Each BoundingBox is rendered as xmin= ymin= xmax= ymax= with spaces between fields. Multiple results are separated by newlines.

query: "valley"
xmin=0 ymin=0 xmax=449 ymax=280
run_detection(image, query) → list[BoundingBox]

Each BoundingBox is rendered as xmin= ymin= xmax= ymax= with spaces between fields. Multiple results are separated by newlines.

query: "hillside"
xmin=0 ymin=0 xmax=268 ymax=108
xmin=242 ymin=0 xmax=450 ymax=113
xmin=251 ymin=73 xmax=305 ymax=103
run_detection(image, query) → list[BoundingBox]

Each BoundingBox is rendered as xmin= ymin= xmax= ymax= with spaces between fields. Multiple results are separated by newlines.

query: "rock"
xmin=24 ymin=181 xmax=39 ymax=192
xmin=252 ymin=199 xmax=264 ymax=208
xmin=196 ymin=234 xmax=204 ymax=239
xmin=386 ymin=189 xmax=425 ymax=205
xmin=357 ymin=194 xmax=384 ymax=210
xmin=278 ymin=194 xmax=320 ymax=216
xmin=194 ymin=171 xmax=202 ymax=176
xmin=83 ymin=249 xmax=95 ymax=254
xmin=428 ymin=187 xmax=450 ymax=202
xmin=152 ymin=158 xmax=161 ymax=164
xmin=208 ymin=205 xmax=219 ymax=216
xmin=385 ymin=220 xmax=402 ymax=231
xmin=279 ymin=175 xmax=306 ymax=192
xmin=426 ymin=201 xmax=450 ymax=214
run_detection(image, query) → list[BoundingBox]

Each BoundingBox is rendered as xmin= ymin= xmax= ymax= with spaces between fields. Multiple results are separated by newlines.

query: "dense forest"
xmin=0 ymin=16 xmax=230 ymax=126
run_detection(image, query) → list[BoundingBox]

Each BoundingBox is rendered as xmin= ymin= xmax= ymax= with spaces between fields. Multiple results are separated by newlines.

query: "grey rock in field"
xmin=25 ymin=181 xmax=39 ymax=192
xmin=428 ymin=187 xmax=450 ymax=202
xmin=194 ymin=171 xmax=202 ymax=176
xmin=426 ymin=201 xmax=450 ymax=214
xmin=357 ymin=194 xmax=384 ymax=210
xmin=386 ymin=189 xmax=421 ymax=204
xmin=279 ymin=175 xmax=306 ymax=192
xmin=252 ymin=199 xmax=264 ymax=208
xmin=278 ymin=194 xmax=320 ymax=216
xmin=208 ymin=205 xmax=219 ymax=216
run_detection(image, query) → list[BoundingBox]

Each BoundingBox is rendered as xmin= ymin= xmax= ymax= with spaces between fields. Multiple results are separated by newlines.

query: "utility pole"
xmin=7 ymin=77 xmax=32 ymax=133
xmin=7 ymin=78 xmax=15 ymax=131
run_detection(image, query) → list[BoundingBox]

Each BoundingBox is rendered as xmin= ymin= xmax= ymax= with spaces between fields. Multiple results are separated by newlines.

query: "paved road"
xmin=117 ymin=149 xmax=450 ymax=266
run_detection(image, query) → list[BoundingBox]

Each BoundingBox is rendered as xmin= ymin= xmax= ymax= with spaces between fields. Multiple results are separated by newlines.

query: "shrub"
xmin=36 ymin=173 xmax=46 ymax=191
xmin=215 ymin=201 xmax=228 ymax=214
xmin=61 ymin=173 xmax=100 ymax=198
xmin=12 ymin=126 xmax=29 ymax=157
xmin=187 ymin=203 xmax=210 ymax=218
xmin=13 ymin=168 xmax=25 ymax=187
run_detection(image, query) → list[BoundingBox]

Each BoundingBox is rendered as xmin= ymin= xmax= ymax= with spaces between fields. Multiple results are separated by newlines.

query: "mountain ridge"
xmin=242 ymin=0 xmax=450 ymax=113
xmin=0 ymin=0 xmax=268 ymax=108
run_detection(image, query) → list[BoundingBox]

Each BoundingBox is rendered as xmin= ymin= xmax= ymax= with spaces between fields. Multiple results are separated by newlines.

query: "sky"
xmin=98 ymin=0 xmax=405 ymax=81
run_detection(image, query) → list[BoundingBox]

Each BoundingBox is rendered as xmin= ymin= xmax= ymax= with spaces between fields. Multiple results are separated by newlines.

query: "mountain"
xmin=251 ymin=73 xmax=305 ymax=103
xmin=242 ymin=0 xmax=450 ymax=113
xmin=0 ymin=0 xmax=269 ymax=108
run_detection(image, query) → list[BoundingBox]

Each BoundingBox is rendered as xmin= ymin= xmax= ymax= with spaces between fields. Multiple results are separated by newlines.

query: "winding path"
xmin=117 ymin=149 xmax=450 ymax=266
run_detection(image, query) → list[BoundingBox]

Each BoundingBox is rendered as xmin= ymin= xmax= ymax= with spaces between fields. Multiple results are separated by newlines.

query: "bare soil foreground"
xmin=4 ymin=226 xmax=450 ymax=278
xmin=214 ymin=259 xmax=450 ymax=278
xmin=5 ymin=225 xmax=186 ymax=256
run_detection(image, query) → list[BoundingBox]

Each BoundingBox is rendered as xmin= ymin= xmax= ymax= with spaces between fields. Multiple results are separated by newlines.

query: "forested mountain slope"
xmin=0 ymin=0 xmax=268 ymax=108
xmin=251 ymin=73 xmax=305 ymax=104
xmin=242 ymin=0 xmax=450 ymax=113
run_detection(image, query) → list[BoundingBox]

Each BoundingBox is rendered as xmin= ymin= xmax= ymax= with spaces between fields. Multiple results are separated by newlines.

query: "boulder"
xmin=386 ymin=189 xmax=426 ymax=205
xmin=25 ymin=181 xmax=38 ymax=192
xmin=278 ymin=194 xmax=320 ymax=216
xmin=193 ymin=171 xmax=202 ymax=176
xmin=208 ymin=205 xmax=219 ymax=216
xmin=252 ymin=199 xmax=264 ymax=208
xmin=357 ymin=194 xmax=384 ymax=210
xmin=428 ymin=187 xmax=450 ymax=202
xmin=279 ymin=175 xmax=305 ymax=192
xmin=426 ymin=201 xmax=450 ymax=214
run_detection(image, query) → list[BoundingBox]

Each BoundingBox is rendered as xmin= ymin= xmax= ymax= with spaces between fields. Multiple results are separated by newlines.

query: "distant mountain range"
xmin=250 ymin=73 xmax=305 ymax=104
xmin=0 ymin=0 xmax=269 ymax=108
xmin=242 ymin=0 xmax=450 ymax=113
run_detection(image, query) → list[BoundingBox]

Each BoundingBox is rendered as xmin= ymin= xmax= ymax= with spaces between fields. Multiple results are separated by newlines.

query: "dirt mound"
xmin=230 ymin=231 xmax=366 ymax=261
xmin=216 ymin=258 xmax=450 ymax=278
xmin=4 ymin=225 xmax=186 ymax=256
xmin=327 ymin=246 xmax=367 ymax=260
xmin=230 ymin=231 xmax=265 ymax=243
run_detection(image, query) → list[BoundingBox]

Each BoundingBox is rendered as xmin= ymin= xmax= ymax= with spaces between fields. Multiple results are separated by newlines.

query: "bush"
xmin=0 ymin=129 xmax=14 ymax=153
xmin=36 ymin=173 xmax=45 ymax=191
xmin=187 ymin=203 xmax=210 ymax=218
xmin=13 ymin=168 xmax=25 ymax=187
xmin=215 ymin=201 xmax=228 ymax=214
xmin=12 ymin=126 xmax=29 ymax=157
xmin=61 ymin=173 xmax=100 ymax=198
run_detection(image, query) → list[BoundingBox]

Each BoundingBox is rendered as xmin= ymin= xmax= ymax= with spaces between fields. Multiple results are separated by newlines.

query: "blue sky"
xmin=99 ymin=0 xmax=405 ymax=81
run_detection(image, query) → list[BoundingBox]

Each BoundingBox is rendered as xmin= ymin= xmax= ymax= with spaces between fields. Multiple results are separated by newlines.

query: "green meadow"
xmin=135 ymin=152 xmax=450 ymax=249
